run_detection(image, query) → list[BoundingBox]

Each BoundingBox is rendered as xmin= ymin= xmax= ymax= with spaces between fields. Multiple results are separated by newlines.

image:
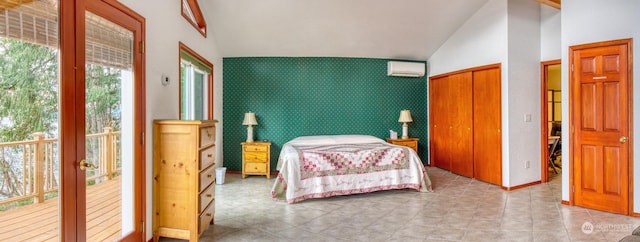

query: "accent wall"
xmin=223 ymin=57 xmax=427 ymax=172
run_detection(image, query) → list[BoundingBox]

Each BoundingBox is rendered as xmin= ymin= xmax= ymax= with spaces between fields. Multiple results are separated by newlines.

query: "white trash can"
xmin=216 ymin=167 xmax=227 ymax=185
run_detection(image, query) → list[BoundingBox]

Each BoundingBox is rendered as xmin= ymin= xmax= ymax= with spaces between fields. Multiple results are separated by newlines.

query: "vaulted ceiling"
xmin=209 ymin=0 xmax=492 ymax=60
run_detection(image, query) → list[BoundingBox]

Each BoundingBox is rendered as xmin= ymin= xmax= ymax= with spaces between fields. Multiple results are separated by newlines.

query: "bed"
xmin=271 ymin=135 xmax=432 ymax=203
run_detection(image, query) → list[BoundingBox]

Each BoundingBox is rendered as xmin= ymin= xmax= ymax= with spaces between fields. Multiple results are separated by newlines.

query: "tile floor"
xmin=159 ymin=167 xmax=640 ymax=242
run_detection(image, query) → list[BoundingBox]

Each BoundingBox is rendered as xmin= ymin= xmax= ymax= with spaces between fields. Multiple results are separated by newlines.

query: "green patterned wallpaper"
xmin=223 ymin=57 xmax=427 ymax=172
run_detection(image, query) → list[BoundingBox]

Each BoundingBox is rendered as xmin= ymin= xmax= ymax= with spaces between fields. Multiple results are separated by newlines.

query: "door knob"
xmin=79 ymin=159 xmax=98 ymax=171
xmin=620 ymin=136 xmax=628 ymax=143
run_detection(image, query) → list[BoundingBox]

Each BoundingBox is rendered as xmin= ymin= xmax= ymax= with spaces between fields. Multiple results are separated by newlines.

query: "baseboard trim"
xmin=631 ymin=212 xmax=640 ymax=218
xmin=501 ymin=180 xmax=541 ymax=191
xmin=561 ymin=200 xmax=570 ymax=205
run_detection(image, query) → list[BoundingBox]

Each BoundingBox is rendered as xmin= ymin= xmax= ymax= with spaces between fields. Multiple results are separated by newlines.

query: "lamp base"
xmin=246 ymin=125 xmax=254 ymax=143
xmin=401 ymin=123 xmax=409 ymax=139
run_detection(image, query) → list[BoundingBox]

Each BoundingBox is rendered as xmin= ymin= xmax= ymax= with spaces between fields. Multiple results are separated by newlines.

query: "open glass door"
xmin=0 ymin=1 xmax=144 ymax=240
xmin=83 ymin=11 xmax=135 ymax=240
xmin=0 ymin=1 xmax=61 ymax=240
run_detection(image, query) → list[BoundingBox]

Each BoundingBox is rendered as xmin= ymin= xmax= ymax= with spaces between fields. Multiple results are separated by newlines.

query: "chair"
xmin=550 ymin=122 xmax=561 ymax=136
xmin=548 ymin=136 xmax=561 ymax=174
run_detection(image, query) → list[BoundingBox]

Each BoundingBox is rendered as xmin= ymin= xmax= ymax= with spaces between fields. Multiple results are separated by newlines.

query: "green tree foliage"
xmin=0 ymin=38 xmax=122 ymax=140
xmin=85 ymin=64 xmax=121 ymax=134
xmin=0 ymin=37 xmax=122 ymax=201
xmin=0 ymin=38 xmax=58 ymax=142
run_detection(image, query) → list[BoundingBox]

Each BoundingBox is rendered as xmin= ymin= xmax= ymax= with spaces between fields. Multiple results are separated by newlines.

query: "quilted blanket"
xmin=271 ymin=136 xmax=432 ymax=204
xmin=295 ymin=143 xmax=409 ymax=180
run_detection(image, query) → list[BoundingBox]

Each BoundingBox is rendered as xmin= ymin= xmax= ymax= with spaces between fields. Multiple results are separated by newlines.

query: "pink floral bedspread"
xmin=272 ymin=142 xmax=432 ymax=203
xmin=296 ymin=143 xmax=409 ymax=180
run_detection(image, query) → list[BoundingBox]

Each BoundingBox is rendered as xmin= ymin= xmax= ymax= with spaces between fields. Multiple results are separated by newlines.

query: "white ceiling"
xmin=209 ymin=0 xmax=490 ymax=60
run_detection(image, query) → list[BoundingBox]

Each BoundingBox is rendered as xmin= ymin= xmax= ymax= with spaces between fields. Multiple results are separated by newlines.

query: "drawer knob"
xmin=206 ymin=194 xmax=212 ymax=197
xmin=206 ymin=213 xmax=212 ymax=217
xmin=207 ymin=154 xmax=213 ymax=158
xmin=207 ymin=174 xmax=213 ymax=178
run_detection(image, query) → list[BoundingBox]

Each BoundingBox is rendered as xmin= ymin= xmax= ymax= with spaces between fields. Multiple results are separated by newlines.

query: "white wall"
xmin=540 ymin=5 xmax=561 ymax=61
xmin=427 ymin=0 xmax=509 ymax=184
xmin=427 ymin=0 xmax=507 ymax=77
xmin=428 ymin=0 xmax=543 ymax=188
xmin=506 ymin=0 xmax=541 ymax=187
xmin=114 ymin=0 xmax=224 ymax=239
xmin=561 ymin=0 xmax=640 ymax=212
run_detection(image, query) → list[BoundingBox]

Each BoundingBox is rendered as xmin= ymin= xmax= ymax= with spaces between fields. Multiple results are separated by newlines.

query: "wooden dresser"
xmin=387 ymin=137 xmax=419 ymax=153
xmin=153 ymin=120 xmax=218 ymax=241
xmin=241 ymin=141 xmax=271 ymax=179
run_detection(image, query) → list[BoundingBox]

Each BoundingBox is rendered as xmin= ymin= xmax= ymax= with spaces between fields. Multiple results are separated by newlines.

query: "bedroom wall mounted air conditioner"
xmin=387 ymin=61 xmax=425 ymax=77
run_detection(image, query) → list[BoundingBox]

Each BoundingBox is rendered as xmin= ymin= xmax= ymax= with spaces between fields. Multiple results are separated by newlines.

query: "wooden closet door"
xmin=473 ymin=67 xmax=502 ymax=186
xmin=448 ymin=72 xmax=474 ymax=178
xmin=429 ymin=76 xmax=451 ymax=170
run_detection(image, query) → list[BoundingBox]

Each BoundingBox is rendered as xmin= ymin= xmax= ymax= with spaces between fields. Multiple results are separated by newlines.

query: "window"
xmin=181 ymin=0 xmax=207 ymax=37
xmin=179 ymin=42 xmax=213 ymax=120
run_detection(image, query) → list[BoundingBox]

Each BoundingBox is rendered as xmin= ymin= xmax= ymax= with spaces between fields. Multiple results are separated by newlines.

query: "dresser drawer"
xmin=245 ymin=163 xmax=267 ymax=173
xmin=391 ymin=140 xmax=418 ymax=152
xmin=199 ymin=145 xmax=216 ymax=169
xmin=199 ymin=165 xmax=216 ymax=192
xmin=200 ymin=126 xmax=215 ymax=147
xmin=244 ymin=151 xmax=267 ymax=162
xmin=199 ymin=183 xmax=215 ymax=213
xmin=393 ymin=140 xmax=413 ymax=147
xmin=402 ymin=143 xmax=418 ymax=151
xmin=243 ymin=144 xmax=268 ymax=152
xmin=198 ymin=202 xmax=215 ymax=234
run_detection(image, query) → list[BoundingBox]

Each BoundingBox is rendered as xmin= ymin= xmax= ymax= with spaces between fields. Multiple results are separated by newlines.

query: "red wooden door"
xmin=572 ymin=40 xmax=630 ymax=214
xmin=449 ymin=72 xmax=473 ymax=178
xmin=430 ymin=76 xmax=451 ymax=170
xmin=473 ymin=67 xmax=502 ymax=186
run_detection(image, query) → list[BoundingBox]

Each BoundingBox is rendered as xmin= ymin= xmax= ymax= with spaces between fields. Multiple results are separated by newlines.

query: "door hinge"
xmin=141 ymin=221 xmax=145 ymax=233
xmin=139 ymin=41 xmax=145 ymax=54
xmin=571 ymin=64 xmax=574 ymax=72
xmin=141 ymin=132 xmax=145 ymax=144
xmin=572 ymin=185 xmax=575 ymax=193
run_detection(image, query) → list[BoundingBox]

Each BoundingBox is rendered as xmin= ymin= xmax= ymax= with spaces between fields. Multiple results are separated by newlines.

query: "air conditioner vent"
xmin=387 ymin=61 xmax=425 ymax=77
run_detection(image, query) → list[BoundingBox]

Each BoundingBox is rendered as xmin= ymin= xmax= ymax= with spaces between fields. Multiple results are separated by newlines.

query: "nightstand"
xmin=387 ymin=138 xmax=419 ymax=153
xmin=241 ymin=141 xmax=271 ymax=179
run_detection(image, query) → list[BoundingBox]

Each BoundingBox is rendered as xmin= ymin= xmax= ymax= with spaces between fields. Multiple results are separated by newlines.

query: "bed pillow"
xmin=287 ymin=135 xmax=384 ymax=146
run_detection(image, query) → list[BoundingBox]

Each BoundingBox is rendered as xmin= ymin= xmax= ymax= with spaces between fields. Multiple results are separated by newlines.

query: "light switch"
xmin=524 ymin=113 xmax=532 ymax=122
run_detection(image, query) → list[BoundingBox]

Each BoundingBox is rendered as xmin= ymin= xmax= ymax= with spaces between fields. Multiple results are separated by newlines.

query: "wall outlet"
xmin=525 ymin=160 xmax=531 ymax=169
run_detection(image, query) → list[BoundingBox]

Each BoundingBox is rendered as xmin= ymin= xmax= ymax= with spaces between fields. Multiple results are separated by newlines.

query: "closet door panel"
xmin=473 ymin=67 xmax=502 ymax=186
xmin=429 ymin=76 xmax=451 ymax=170
xmin=448 ymin=72 xmax=474 ymax=178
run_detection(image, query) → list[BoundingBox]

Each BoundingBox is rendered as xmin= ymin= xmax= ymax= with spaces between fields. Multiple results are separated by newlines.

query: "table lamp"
xmin=398 ymin=110 xmax=413 ymax=139
xmin=242 ymin=112 xmax=258 ymax=142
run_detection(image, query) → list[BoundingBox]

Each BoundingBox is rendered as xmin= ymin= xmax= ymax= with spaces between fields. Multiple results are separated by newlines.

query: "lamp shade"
xmin=398 ymin=110 xmax=413 ymax=123
xmin=242 ymin=112 xmax=257 ymax=125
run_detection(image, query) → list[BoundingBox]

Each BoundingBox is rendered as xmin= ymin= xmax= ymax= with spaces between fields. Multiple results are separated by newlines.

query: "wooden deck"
xmin=0 ymin=178 xmax=122 ymax=241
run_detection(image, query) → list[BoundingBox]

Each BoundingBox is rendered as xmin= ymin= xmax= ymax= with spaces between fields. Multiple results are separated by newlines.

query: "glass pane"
xmin=0 ymin=0 xmax=61 ymax=240
xmin=85 ymin=11 xmax=134 ymax=241
xmin=181 ymin=63 xmax=188 ymax=119
xmin=194 ymin=71 xmax=204 ymax=120
xmin=554 ymin=103 xmax=562 ymax=122
xmin=553 ymin=91 xmax=562 ymax=100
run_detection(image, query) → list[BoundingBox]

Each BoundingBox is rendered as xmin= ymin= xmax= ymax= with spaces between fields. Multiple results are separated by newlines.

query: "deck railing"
xmin=0 ymin=128 xmax=120 ymax=207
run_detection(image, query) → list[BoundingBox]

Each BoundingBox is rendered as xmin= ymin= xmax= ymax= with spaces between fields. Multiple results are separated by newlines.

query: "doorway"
xmin=0 ymin=0 xmax=146 ymax=240
xmin=569 ymin=38 xmax=632 ymax=215
xmin=541 ymin=60 xmax=562 ymax=183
